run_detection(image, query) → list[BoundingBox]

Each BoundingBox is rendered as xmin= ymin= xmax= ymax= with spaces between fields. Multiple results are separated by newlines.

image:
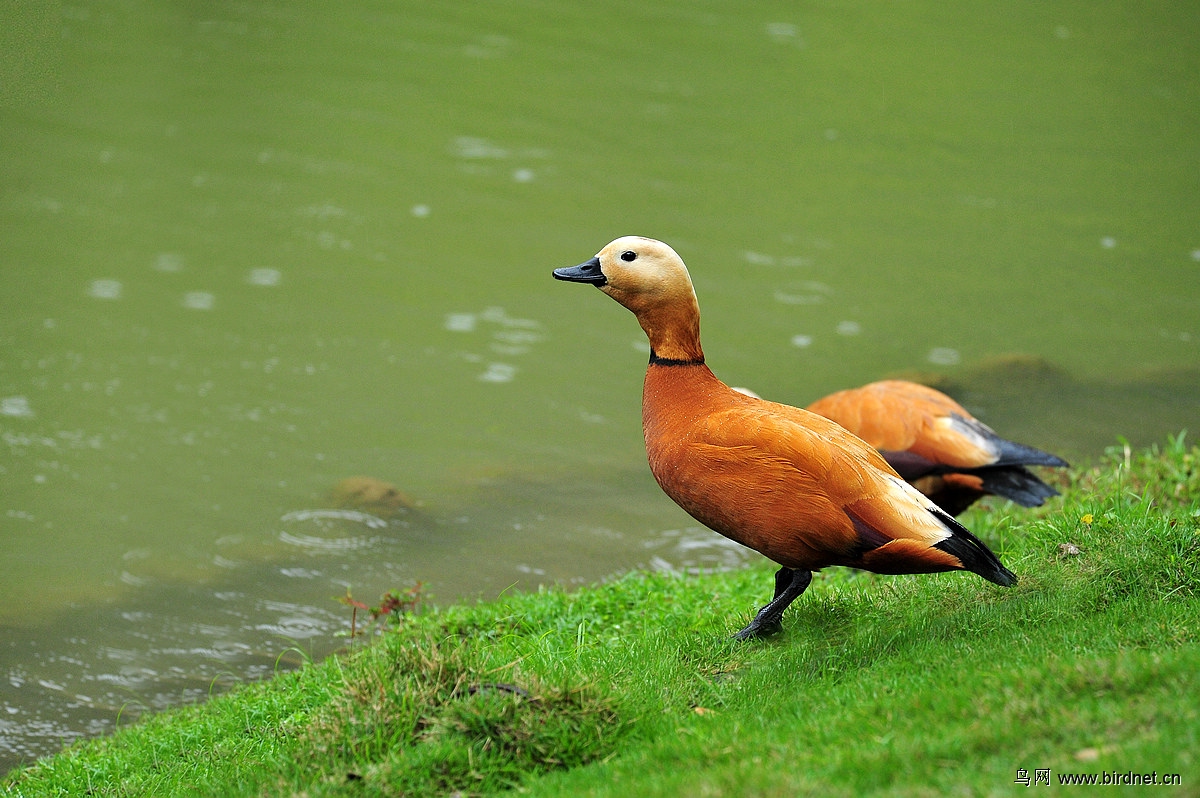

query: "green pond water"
xmin=1 ymin=0 xmax=1197 ymax=769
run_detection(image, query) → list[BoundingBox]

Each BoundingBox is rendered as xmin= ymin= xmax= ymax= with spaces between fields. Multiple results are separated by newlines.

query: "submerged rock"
xmin=330 ymin=476 xmax=417 ymax=519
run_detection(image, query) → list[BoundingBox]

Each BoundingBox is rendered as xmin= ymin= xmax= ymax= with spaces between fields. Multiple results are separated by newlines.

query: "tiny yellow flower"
xmin=1080 ymin=513 xmax=1094 ymax=525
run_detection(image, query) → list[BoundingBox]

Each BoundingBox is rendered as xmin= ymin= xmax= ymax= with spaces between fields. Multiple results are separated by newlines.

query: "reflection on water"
xmin=87 ymin=280 xmax=123 ymax=301
xmin=445 ymin=306 xmax=544 ymax=383
xmin=0 ymin=397 xmax=35 ymax=419
xmin=2 ymin=0 xmax=1198 ymax=772
xmin=642 ymin=527 xmax=754 ymax=575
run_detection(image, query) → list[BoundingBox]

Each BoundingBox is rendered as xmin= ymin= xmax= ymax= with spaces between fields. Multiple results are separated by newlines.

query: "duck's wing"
xmin=686 ymin=402 xmax=1015 ymax=584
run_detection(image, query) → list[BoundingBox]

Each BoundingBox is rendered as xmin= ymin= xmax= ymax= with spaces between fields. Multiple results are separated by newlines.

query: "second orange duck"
xmin=806 ymin=380 xmax=1069 ymax=516
xmin=554 ymin=236 xmax=1017 ymax=639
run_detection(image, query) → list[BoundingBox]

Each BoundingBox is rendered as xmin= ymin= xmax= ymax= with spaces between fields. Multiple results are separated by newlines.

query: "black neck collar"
xmin=649 ymin=350 xmax=705 ymax=367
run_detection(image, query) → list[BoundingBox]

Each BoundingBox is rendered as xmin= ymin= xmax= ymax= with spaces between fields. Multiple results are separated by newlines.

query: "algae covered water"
xmin=1 ymin=1 xmax=1197 ymax=769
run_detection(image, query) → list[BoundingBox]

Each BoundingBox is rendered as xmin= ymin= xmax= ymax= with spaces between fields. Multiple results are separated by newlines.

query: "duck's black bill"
xmin=552 ymin=256 xmax=607 ymax=286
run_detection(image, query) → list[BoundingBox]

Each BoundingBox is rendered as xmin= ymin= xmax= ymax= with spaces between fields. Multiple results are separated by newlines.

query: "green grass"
xmin=5 ymin=435 xmax=1198 ymax=796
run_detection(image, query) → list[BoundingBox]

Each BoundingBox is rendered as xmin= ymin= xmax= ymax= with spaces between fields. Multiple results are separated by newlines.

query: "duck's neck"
xmin=635 ymin=298 xmax=705 ymax=365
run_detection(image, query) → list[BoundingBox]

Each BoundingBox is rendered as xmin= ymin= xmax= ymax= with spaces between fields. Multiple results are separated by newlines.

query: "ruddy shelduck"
xmin=807 ymin=380 xmax=1069 ymax=516
xmin=553 ymin=236 xmax=1016 ymax=639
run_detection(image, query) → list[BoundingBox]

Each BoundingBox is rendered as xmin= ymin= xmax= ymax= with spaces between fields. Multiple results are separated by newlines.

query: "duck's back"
xmin=805 ymin=380 xmax=1005 ymax=468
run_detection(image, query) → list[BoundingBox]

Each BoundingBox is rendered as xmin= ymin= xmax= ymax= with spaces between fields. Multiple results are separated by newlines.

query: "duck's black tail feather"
xmin=977 ymin=465 xmax=1061 ymax=508
xmin=930 ymin=506 xmax=1018 ymax=587
xmin=992 ymin=438 xmax=1069 ymax=469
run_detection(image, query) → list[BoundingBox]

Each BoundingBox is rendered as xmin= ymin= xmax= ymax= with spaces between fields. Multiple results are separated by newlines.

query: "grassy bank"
xmin=5 ymin=436 xmax=1198 ymax=796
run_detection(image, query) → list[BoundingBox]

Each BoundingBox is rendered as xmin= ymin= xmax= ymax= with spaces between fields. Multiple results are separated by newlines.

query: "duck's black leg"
xmin=733 ymin=567 xmax=813 ymax=640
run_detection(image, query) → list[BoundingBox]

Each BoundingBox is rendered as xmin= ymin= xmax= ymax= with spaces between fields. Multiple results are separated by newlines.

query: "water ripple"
xmin=278 ymin=508 xmax=386 ymax=553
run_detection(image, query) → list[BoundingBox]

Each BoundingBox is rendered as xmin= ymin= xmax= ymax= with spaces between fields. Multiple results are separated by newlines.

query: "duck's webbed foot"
xmin=733 ymin=567 xmax=813 ymax=640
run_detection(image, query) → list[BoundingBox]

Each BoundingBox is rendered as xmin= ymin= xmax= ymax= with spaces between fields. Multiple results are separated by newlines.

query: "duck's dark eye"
xmin=620 ymin=250 xmax=637 ymax=262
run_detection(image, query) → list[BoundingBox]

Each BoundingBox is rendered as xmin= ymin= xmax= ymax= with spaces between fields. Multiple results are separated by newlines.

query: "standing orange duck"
xmin=554 ymin=236 xmax=1016 ymax=639
xmin=806 ymin=381 xmax=1069 ymax=516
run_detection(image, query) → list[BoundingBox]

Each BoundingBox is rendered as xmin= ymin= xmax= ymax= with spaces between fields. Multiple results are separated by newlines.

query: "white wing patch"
xmin=881 ymin=472 xmax=953 ymax=543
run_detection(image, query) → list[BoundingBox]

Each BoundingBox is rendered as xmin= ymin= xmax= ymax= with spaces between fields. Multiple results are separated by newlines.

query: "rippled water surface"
xmin=2 ymin=1 xmax=1198 ymax=769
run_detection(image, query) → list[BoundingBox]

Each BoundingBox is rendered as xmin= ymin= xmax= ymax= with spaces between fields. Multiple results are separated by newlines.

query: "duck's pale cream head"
xmin=554 ymin=236 xmax=704 ymax=362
